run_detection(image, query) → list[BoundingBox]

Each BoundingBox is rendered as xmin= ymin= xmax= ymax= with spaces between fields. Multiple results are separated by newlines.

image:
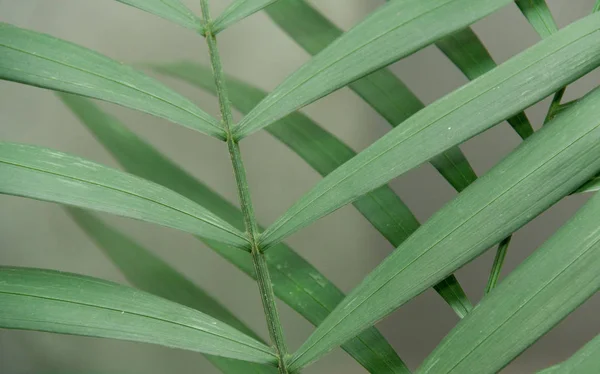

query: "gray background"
xmin=1 ymin=0 xmax=599 ymax=373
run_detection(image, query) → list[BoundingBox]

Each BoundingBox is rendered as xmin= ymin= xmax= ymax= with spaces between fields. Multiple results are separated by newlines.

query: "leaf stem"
xmin=199 ymin=1 xmax=289 ymax=372
xmin=485 ymin=236 xmax=511 ymax=294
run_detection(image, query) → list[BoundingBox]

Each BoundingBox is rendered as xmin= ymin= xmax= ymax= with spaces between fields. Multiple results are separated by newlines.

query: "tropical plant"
xmin=1 ymin=0 xmax=599 ymax=373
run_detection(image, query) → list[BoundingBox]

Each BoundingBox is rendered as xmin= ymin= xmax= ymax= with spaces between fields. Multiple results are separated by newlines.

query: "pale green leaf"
xmin=234 ymin=0 xmax=513 ymax=138
xmin=213 ymin=0 xmax=280 ymax=33
xmin=516 ymin=0 xmax=559 ymax=39
xmin=0 ymin=142 xmax=248 ymax=249
xmin=59 ymin=94 xmax=410 ymax=374
xmin=114 ymin=0 xmax=202 ymax=31
xmin=0 ymin=23 xmax=224 ymax=139
xmin=287 ymin=84 xmax=600 ymax=371
xmin=260 ymin=12 xmax=600 ymax=248
xmin=417 ymin=195 xmax=600 ymax=374
xmin=0 ymin=267 xmax=276 ymax=364
xmin=67 ymin=208 xmax=275 ymax=374
xmin=537 ymin=335 xmax=600 ymax=374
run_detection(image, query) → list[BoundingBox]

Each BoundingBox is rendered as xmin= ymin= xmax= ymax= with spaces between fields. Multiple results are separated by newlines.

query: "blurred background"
xmin=1 ymin=0 xmax=599 ymax=373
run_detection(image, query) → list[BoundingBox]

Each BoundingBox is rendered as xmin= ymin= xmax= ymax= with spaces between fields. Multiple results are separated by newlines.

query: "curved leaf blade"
xmin=0 ymin=142 xmax=248 ymax=249
xmin=58 ymin=94 xmax=410 ymax=374
xmin=0 ymin=23 xmax=224 ymax=139
xmin=538 ymin=335 xmax=600 ymax=374
xmin=287 ymin=84 xmax=600 ymax=371
xmin=260 ymin=12 xmax=600 ymax=248
xmin=0 ymin=267 xmax=276 ymax=364
xmin=213 ymin=0 xmax=280 ymax=33
xmin=114 ymin=0 xmax=202 ymax=31
xmin=67 ymin=208 xmax=275 ymax=374
xmin=233 ymin=0 xmax=513 ymax=138
xmin=417 ymin=194 xmax=600 ymax=374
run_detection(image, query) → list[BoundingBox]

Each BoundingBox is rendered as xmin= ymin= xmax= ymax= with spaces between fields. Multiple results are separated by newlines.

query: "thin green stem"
xmin=543 ymin=87 xmax=566 ymax=125
xmin=485 ymin=236 xmax=511 ymax=294
xmin=199 ymin=1 xmax=289 ymax=372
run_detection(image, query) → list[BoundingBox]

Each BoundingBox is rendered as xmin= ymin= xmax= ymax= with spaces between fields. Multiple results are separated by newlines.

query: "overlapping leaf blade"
xmin=58 ymin=94 xmax=410 ymax=374
xmin=260 ymin=12 xmax=600 ymax=248
xmin=0 ymin=267 xmax=276 ymax=364
xmin=264 ymin=0 xmax=482 ymax=191
xmin=114 ymin=0 xmax=202 ymax=31
xmin=0 ymin=23 xmax=224 ymax=139
xmin=234 ymin=0 xmax=514 ymax=138
xmin=67 ymin=208 xmax=275 ymax=374
xmin=152 ymin=62 xmax=471 ymax=320
xmin=287 ymin=84 xmax=600 ymax=370
xmin=0 ymin=142 xmax=248 ymax=249
xmin=417 ymin=194 xmax=600 ymax=374
xmin=213 ymin=0 xmax=280 ymax=33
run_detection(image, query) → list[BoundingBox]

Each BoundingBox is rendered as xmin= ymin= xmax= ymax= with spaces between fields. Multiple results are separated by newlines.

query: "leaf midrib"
xmin=0 ymin=42 xmax=222 ymax=132
xmin=289 ymin=116 xmax=600 ymax=368
xmin=0 ymin=290 xmax=275 ymax=356
xmin=235 ymin=0 xmax=455 ymax=134
xmin=263 ymin=28 xmax=596 ymax=245
xmin=0 ymin=159 xmax=248 ymax=243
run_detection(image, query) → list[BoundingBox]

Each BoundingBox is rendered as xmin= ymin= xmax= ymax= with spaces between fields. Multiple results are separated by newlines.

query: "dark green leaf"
xmin=59 ymin=94 xmax=410 ymax=374
xmin=0 ymin=23 xmax=224 ymax=139
xmin=0 ymin=142 xmax=248 ymax=249
xmin=516 ymin=0 xmax=559 ymax=39
xmin=0 ymin=267 xmax=276 ymax=364
xmin=287 ymin=84 xmax=600 ymax=371
xmin=234 ymin=0 xmax=513 ymax=138
xmin=260 ymin=12 xmax=600 ymax=248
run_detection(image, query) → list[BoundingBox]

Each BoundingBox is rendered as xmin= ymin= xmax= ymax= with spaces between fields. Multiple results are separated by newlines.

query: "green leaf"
xmin=434 ymin=27 xmax=533 ymax=139
xmin=574 ymin=174 xmax=600 ymax=193
xmin=233 ymin=0 xmax=513 ymax=138
xmin=151 ymin=62 xmax=470 ymax=320
xmin=0 ymin=142 xmax=248 ymax=249
xmin=264 ymin=0 xmax=480 ymax=190
xmin=484 ymin=236 xmax=511 ymax=294
xmin=260 ymin=12 xmax=600 ymax=248
xmin=287 ymin=84 xmax=600 ymax=371
xmin=537 ymin=335 xmax=600 ymax=374
xmin=114 ymin=0 xmax=202 ymax=31
xmin=58 ymin=94 xmax=410 ymax=374
xmin=0 ymin=267 xmax=276 ymax=364
xmin=66 ymin=208 xmax=275 ymax=374
xmin=0 ymin=23 xmax=224 ymax=139
xmin=417 ymin=195 xmax=600 ymax=374
xmin=516 ymin=0 xmax=559 ymax=39
xmin=213 ymin=0 xmax=280 ymax=33
xmin=595 ymin=1 xmax=600 ymax=13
